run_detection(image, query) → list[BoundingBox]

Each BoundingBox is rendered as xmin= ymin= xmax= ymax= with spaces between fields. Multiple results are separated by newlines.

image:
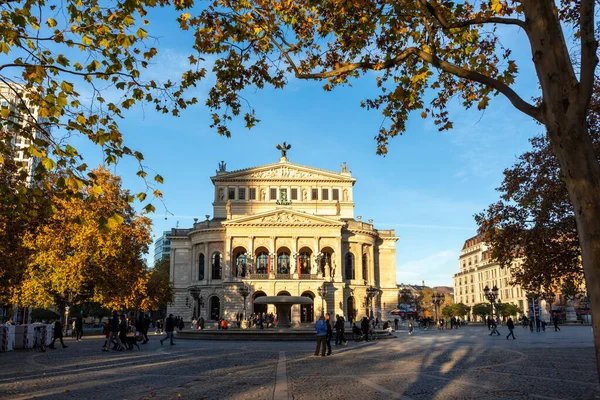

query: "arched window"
xmin=362 ymin=253 xmax=368 ymax=281
xmin=277 ymin=250 xmax=290 ymax=274
xmin=299 ymin=252 xmax=311 ymax=275
xmin=320 ymin=250 xmax=333 ymax=276
xmin=345 ymin=253 xmax=355 ymax=280
xmin=212 ymin=252 xmax=222 ymax=280
xmin=256 ymin=251 xmax=268 ymax=274
xmin=198 ymin=253 xmax=205 ymax=281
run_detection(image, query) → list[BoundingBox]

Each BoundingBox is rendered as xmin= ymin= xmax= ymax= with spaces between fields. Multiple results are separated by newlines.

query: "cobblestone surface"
xmin=0 ymin=325 xmax=598 ymax=399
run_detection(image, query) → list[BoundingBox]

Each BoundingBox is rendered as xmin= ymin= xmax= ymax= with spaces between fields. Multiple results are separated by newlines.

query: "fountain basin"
xmin=254 ymin=296 xmax=313 ymax=327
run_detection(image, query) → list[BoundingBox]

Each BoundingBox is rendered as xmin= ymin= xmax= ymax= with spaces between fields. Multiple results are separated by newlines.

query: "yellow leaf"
xmin=136 ymin=28 xmax=147 ymax=39
xmin=0 ymin=154 xmax=4 ymax=164
xmin=1 ymin=107 xmax=10 ymax=119
xmin=92 ymin=185 xmax=103 ymax=196
xmin=76 ymin=114 xmax=86 ymax=124
xmin=60 ymin=81 xmax=74 ymax=93
xmin=47 ymin=18 xmax=57 ymax=28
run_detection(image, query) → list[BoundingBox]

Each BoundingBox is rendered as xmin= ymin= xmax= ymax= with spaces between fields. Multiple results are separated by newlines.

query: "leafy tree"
xmin=144 ymin=256 xmax=173 ymax=311
xmin=182 ymin=0 xmax=600 ymax=376
xmin=15 ymin=167 xmax=153 ymax=311
xmin=0 ymin=0 xmax=199 ymax=214
xmin=30 ymin=308 xmax=59 ymax=322
xmin=472 ymin=303 xmax=491 ymax=320
xmin=441 ymin=304 xmax=456 ymax=317
xmin=476 ymin=84 xmax=600 ymax=296
xmin=417 ymin=287 xmax=436 ymax=317
xmin=454 ymin=303 xmax=471 ymax=318
xmin=498 ymin=303 xmax=523 ymax=318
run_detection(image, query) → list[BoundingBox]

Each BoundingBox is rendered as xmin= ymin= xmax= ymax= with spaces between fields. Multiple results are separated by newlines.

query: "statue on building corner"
xmin=218 ymin=160 xmax=226 ymax=172
xmin=341 ymin=162 xmax=348 ymax=173
xmin=335 ymin=200 xmax=341 ymax=216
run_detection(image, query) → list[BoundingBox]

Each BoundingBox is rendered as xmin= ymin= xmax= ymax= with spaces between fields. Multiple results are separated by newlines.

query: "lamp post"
xmin=188 ymin=286 xmax=202 ymax=320
xmin=64 ymin=306 xmax=70 ymax=336
xmin=317 ymin=284 xmax=328 ymax=316
xmin=366 ymin=285 xmax=379 ymax=319
xmin=483 ymin=285 xmax=499 ymax=321
xmin=431 ymin=293 xmax=445 ymax=327
xmin=238 ymin=284 xmax=250 ymax=320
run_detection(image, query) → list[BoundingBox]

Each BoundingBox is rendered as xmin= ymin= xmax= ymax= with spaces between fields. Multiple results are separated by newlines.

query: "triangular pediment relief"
xmin=223 ymin=209 xmax=345 ymax=227
xmin=212 ymin=162 xmax=355 ymax=182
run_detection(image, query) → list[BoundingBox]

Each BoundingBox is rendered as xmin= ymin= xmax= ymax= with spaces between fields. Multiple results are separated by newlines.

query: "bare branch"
xmin=579 ymin=0 xmax=598 ymax=110
xmin=418 ymin=0 xmax=527 ymax=30
xmin=295 ymin=47 xmax=542 ymax=123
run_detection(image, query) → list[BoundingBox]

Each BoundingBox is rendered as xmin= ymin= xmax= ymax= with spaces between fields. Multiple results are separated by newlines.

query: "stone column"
xmin=357 ymin=247 xmax=364 ymax=282
xmin=334 ymin=236 xmax=343 ymax=282
xmin=368 ymin=245 xmax=375 ymax=285
xmin=204 ymin=242 xmax=209 ymax=283
xmin=292 ymin=236 xmax=298 ymax=278
xmin=269 ymin=236 xmax=276 ymax=278
xmin=248 ymin=236 xmax=254 ymax=275
xmin=224 ymin=236 xmax=232 ymax=280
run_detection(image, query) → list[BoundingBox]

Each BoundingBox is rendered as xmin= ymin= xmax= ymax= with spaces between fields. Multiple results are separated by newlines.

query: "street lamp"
xmin=317 ymin=284 xmax=328 ymax=316
xmin=483 ymin=285 xmax=499 ymax=321
xmin=431 ymin=293 xmax=445 ymax=327
xmin=238 ymin=284 xmax=250 ymax=320
xmin=366 ymin=285 xmax=379 ymax=318
xmin=188 ymin=286 xmax=202 ymax=320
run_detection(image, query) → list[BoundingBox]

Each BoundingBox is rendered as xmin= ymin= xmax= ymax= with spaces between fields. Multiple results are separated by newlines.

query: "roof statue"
xmin=218 ymin=160 xmax=227 ymax=172
xmin=276 ymin=142 xmax=291 ymax=158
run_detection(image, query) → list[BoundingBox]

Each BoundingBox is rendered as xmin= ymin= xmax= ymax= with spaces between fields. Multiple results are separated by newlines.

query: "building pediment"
xmin=222 ymin=209 xmax=345 ymax=227
xmin=211 ymin=161 xmax=355 ymax=183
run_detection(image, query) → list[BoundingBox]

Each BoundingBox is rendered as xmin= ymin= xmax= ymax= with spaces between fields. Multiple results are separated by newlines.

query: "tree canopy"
xmin=14 ymin=167 xmax=154 ymax=310
xmin=472 ymin=303 xmax=491 ymax=319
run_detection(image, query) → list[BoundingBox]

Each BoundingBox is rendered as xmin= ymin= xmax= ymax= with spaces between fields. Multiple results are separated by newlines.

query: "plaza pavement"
xmin=0 ymin=325 xmax=598 ymax=399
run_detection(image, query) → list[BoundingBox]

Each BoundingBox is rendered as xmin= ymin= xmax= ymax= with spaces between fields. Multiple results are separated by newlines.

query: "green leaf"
xmin=41 ymin=157 xmax=56 ymax=171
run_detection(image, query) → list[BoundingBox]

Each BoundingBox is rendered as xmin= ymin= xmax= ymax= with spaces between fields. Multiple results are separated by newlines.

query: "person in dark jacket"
xmin=506 ymin=317 xmax=516 ymax=340
xmin=360 ymin=316 xmax=370 ymax=342
xmin=118 ymin=314 xmax=128 ymax=346
xmin=143 ymin=314 xmax=151 ymax=343
xmin=325 ymin=313 xmax=333 ymax=355
xmin=75 ymin=316 xmax=84 ymax=341
xmin=334 ymin=315 xmax=348 ymax=346
xmin=160 ymin=314 xmax=176 ymax=346
xmin=49 ymin=319 xmax=67 ymax=349
xmin=553 ymin=315 xmax=561 ymax=332
xmin=107 ymin=311 xmax=124 ymax=351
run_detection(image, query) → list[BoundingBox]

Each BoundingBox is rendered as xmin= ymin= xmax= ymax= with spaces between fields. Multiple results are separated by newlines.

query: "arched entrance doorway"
xmin=276 ymin=291 xmax=291 ymax=322
xmin=209 ymin=296 xmax=221 ymax=320
xmin=347 ymin=296 xmax=356 ymax=322
xmin=253 ymin=291 xmax=267 ymax=315
xmin=301 ymin=291 xmax=315 ymax=322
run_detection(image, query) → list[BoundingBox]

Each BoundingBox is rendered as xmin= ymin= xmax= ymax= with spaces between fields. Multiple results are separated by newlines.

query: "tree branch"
xmin=579 ymin=0 xmax=598 ymax=110
xmin=295 ymin=47 xmax=542 ymax=123
xmin=418 ymin=0 xmax=527 ymax=30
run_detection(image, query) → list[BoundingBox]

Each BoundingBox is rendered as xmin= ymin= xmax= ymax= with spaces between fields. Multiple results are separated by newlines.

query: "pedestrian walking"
xmin=49 ymin=319 xmax=68 ymax=349
xmin=536 ymin=317 xmax=541 ymax=332
xmin=541 ymin=320 xmax=546 ymax=332
xmin=506 ymin=317 xmax=516 ymax=340
xmin=394 ymin=318 xmax=399 ymax=331
xmin=107 ymin=311 xmax=124 ymax=351
xmin=334 ymin=315 xmax=348 ymax=346
xmin=160 ymin=314 xmax=176 ymax=346
xmin=325 ymin=313 xmax=333 ymax=355
xmin=314 ymin=315 xmax=328 ymax=357
xmin=76 ymin=316 xmax=83 ymax=341
xmin=143 ymin=314 xmax=151 ymax=343
xmin=155 ymin=319 xmax=163 ymax=335
xmin=489 ymin=319 xmax=501 ymax=336
xmin=361 ymin=316 xmax=370 ymax=342
xmin=553 ymin=315 xmax=561 ymax=332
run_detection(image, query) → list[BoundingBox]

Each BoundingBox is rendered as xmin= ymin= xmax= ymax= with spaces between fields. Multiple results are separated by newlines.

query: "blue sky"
xmin=64 ymin=12 xmax=542 ymax=288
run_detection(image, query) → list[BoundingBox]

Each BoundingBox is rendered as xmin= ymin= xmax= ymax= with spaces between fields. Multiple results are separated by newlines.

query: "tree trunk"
xmin=522 ymin=0 xmax=600 ymax=379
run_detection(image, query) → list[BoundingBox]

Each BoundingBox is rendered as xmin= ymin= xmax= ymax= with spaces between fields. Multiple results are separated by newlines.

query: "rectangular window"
xmin=311 ymin=188 xmax=318 ymax=200
xmin=249 ymin=188 xmax=256 ymax=200
xmin=322 ymin=188 xmax=329 ymax=200
xmin=291 ymin=188 xmax=298 ymax=200
xmin=270 ymin=188 xmax=277 ymax=200
xmin=228 ymin=188 xmax=236 ymax=200
xmin=332 ymin=189 xmax=339 ymax=201
xmin=238 ymin=188 xmax=246 ymax=200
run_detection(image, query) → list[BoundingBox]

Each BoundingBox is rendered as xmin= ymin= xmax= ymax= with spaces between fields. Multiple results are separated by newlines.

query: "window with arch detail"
xmin=198 ymin=253 xmax=205 ymax=280
xmin=345 ymin=253 xmax=355 ymax=280
xmin=362 ymin=253 xmax=368 ymax=281
xmin=256 ymin=252 xmax=268 ymax=274
xmin=212 ymin=252 xmax=222 ymax=280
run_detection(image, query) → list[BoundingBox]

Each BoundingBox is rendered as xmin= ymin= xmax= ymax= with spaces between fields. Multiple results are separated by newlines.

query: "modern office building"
xmin=153 ymin=231 xmax=172 ymax=265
